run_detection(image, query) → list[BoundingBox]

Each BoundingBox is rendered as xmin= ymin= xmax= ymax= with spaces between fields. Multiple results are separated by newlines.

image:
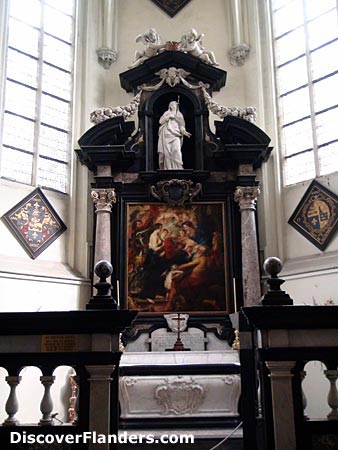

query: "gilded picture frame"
xmin=126 ymin=202 xmax=229 ymax=314
xmin=1 ymin=187 xmax=67 ymax=259
xmin=288 ymin=180 xmax=338 ymax=251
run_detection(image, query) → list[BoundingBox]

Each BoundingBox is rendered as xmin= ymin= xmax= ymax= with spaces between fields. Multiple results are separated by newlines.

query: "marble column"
xmin=266 ymin=361 xmax=297 ymax=450
xmin=234 ymin=186 xmax=261 ymax=307
xmin=85 ymin=365 xmax=116 ymax=450
xmin=91 ymin=188 xmax=116 ymax=284
xmin=97 ymin=0 xmax=118 ymax=69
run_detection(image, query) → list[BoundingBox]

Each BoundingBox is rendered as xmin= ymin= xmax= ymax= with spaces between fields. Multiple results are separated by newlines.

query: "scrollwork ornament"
xmin=154 ymin=377 xmax=205 ymax=415
xmin=91 ymin=189 xmax=117 ymax=212
xmin=150 ymin=179 xmax=202 ymax=206
xmin=234 ymin=186 xmax=260 ymax=211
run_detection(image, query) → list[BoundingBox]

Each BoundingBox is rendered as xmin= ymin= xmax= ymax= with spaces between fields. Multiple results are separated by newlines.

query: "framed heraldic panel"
xmin=2 ymin=187 xmax=67 ymax=259
xmin=288 ymin=180 xmax=338 ymax=251
xmin=126 ymin=202 xmax=229 ymax=314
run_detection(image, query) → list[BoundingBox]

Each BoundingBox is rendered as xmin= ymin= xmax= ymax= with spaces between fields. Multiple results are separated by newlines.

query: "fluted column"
xmin=85 ymin=365 xmax=116 ymax=450
xmin=97 ymin=0 xmax=118 ymax=69
xmin=91 ymin=188 xmax=116 ymax=285
xmin=266 ymin=361 xmax=297 ymax=450
xmin=3 ymin=376 xmax=21 ymax=426
xmin=234 ymin=186 xmax=261 ymax=306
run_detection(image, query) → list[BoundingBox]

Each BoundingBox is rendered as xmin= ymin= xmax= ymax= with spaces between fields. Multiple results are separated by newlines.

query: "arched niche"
xmin=142 ymin=85 xmax=204 ymax=171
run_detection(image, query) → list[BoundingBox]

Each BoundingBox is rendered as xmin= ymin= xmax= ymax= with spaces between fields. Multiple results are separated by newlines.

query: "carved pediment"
xmin=120 ymin=51 xmax=227 ymax=93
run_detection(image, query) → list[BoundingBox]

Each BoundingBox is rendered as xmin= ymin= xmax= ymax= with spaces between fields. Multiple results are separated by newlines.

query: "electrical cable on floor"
xmin=207 ymin=421 xmax=243 ymax=450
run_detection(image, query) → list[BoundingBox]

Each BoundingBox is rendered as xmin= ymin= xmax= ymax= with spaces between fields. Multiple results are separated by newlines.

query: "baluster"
xmin=324 ymin=369 xmax=338 ymax=420
xmin=39 ymin=375 xmax=55 ymax=425
xmin=300 ymin=370 xmax=309 ymax=420
xmin=3 ymin=375 xmax=22 ymax=426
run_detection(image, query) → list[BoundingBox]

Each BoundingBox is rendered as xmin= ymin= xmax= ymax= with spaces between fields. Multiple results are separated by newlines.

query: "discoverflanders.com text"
xmin=11 ymin=431 xmax=195 ymax=445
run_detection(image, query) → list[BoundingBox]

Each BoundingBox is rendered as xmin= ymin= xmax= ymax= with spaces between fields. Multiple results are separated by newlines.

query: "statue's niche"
xmin=141 ymin=87 xmax=203 ymax=171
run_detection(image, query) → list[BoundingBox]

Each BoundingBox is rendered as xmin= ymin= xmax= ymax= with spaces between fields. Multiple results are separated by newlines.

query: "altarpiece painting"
xmin=126 ymin=202 xmax=228 ymax=313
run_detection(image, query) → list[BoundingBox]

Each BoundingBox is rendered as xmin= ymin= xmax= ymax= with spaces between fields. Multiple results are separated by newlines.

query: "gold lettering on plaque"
xmin=41 ymin=335 xmax=78 ymax=352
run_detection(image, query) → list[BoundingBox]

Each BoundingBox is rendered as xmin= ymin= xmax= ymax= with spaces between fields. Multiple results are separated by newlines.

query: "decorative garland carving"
xmin=90 ymin=67 xmax=256 ymax=124
xmin=201 ymin=86 xmax=256 ymax=123
xmin=150 ymin=179 xmax=202 ymax=206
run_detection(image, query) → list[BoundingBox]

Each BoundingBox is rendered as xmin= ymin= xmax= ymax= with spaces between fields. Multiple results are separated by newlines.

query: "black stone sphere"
xmin=94 ymin=260 xmax=113 ymax=279
xmin=263 ymin=257 xmax=283 ymax=277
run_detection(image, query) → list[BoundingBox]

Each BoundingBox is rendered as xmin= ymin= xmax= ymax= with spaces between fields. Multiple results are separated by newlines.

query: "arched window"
xmin=0 ymin=0 xmax=76 ymax=193
xmin=271 ymin=0 xmax=338 ymax=185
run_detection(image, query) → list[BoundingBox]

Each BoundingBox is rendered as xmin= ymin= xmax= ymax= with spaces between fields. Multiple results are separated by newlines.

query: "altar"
xmin=76 ymin=26 xmax=272 ymax=433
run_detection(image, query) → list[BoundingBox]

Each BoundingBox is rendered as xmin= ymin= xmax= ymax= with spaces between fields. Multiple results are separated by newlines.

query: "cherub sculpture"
xmin=180 ymin=28 xmax=219 ymax=66
xmin=129 ymin=28 xmax=165 ymax=68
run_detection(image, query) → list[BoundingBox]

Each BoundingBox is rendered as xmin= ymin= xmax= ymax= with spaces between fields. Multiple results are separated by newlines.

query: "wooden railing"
xmin=239 ymin=258 xmax=338 ymax=450
xmin=0 ymin=309 xmax=137 ymax=450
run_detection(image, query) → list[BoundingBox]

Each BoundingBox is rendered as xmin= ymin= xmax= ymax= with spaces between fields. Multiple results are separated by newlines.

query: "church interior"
xmin=0 ymin=0 xmax=338 ymax=449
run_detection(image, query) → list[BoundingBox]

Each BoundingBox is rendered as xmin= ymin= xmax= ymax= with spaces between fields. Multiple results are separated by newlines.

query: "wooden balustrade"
xmin=0 ymin=309 xmax=137 ymax=450
xmin=239 ymin=305 xmax=338 ymax=450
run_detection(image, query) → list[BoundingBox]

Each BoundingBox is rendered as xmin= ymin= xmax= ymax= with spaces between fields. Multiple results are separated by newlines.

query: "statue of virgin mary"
xmin=157 ymin=101 xmax=191 ymax=170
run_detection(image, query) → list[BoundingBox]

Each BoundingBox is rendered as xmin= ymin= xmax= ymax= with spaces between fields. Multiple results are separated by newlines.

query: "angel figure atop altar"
xmin=157 ymin=101 xmax=191 ymax=170
xmin=129 ymin=28 xmax=165 ymax=68
xmin=180 ymin=28 xmax=219 ymax=66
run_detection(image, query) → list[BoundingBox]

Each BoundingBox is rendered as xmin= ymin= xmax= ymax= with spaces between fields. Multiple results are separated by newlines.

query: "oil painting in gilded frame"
xmin=2 ymin=187 xmax=67 ymax=259
xmin=288 ymin=180 xmax=338 ymax=251
xmin=126 ymin=202 xmax=229 ymax=313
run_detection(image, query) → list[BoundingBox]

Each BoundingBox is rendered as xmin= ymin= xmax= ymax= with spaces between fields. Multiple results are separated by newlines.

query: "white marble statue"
xmin=157 ymin=101 xmax=191 ymax=170
xmin=180 ymin=28 xmax=219 ymax=66
xmin=129 ymin=28 xmax=164 ymax=68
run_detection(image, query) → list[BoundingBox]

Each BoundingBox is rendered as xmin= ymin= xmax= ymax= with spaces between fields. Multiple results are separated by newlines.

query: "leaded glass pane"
xmin=42 ymin=64 xmax=71 ymax=101
xmin=9 ymin=0 xmax=41 ymax=28
xmin=41 ymin=94 xmax=70 ymax=130
xmin=44 ymin=6 xmax=73 ymax=42
xmin=6 ymin=49 xmax=38 ymax=88
xmin=39 ymin=125 xmax=69 ymax=162
xmin=275 ymin=27 xmax=306 ymax=66
xmin=311 ymin=41 xmax=338 ymax=80
xmin=45 ymin=0 xmax=75 ymax=15
xmin=318 ymin=143 xmax=338 ymax=175
xmin=1 ymin=147 xmax=33 ymax=184
xmin=8 ymin=18 xmax=39 ymax=57
xmin=2 ymin=113 xmax=35 ymax=152
xmin=307 ymin=10 xmax=338 ymax=50
xmin=38 ymin=157 xmax=67 ymax=193
xmin=284 ymin=151 xmax=316 ymax=185
xmin=282 ymin=118 xmax=313 ymax=156
xmin=4 ymin=80 xmax=37 ymax=118
xmin=271 ymin=0 xmax=293 ymax=11
xmin=280 ymin=87 xmax=310 ymax=125
xmin=305 ymin=0 xmax=336 ymax=20
xmin=313 ymin=74 xmax=338 ymax=112
xmin=277 ymin=57 xmax=308 ymax=94
xmin=316 ymin=108 xmax=338 ymax=146
xmin=273 ymin=0 xmax=304 ymax=37
xmin=44 ymin=35 xmax=72 ymax=71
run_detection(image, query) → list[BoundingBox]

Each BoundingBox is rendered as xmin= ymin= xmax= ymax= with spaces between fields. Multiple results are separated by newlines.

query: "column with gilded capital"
xmin=91 ymin=188 xmax=116 ymax=279
xmin=234 ymin=186 xmax=261 ymax=306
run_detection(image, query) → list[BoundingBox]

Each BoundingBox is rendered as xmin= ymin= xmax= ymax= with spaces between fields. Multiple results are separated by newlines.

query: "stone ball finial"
xmin=263 ymin=257 xmax=283 ymax=278
xmin=94 ymin=260 xmax=113 ymax=280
